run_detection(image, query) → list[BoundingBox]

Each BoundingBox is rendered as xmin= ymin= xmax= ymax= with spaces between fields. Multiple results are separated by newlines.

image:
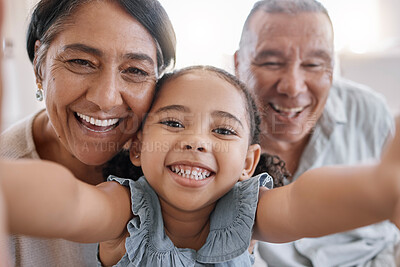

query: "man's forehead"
xmin=248 ymin=11 xmax=333 ymax=41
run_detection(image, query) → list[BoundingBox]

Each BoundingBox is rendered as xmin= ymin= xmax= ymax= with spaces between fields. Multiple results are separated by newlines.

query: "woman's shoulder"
xmin=0 ymin=111 xmax=42 ymax=159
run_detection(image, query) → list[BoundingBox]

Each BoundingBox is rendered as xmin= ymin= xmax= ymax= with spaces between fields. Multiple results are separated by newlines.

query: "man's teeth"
xmin=170 ymin=165 xmax=211 ymax=181
xmin=272 ymin=104 xmax=304 ymax=113
xmin=76 ymin=112 xmax=119 ymax=127
xmin=271 ymin=104 xmax=305 ymax=118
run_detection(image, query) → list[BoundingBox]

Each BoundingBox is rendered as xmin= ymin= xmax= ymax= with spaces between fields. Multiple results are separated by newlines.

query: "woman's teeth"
xmin=76 ymin=112 xmax=119 ymax=127
xmin=170 ymin=165 xmax=211 ymax=181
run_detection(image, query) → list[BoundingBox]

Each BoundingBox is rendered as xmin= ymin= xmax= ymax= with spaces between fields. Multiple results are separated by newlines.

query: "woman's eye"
xmin=121 ymin=67 xmax=150 ymax=83
xmin=212 ymin=127 xmax=237 ymax=136
xmin=68 ymin=59 xmax=92 ymax=67
xmin=122 ymin=67 xmax=148 ymax=76
xmin=160 ymin=120 xmax=184 ymax=129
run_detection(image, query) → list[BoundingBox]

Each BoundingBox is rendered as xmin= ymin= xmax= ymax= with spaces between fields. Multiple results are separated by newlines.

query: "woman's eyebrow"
xmin=62 ymin=43 xmax=103 ymax=57
xmin=211 ymin=110 xmax=244 ymax=129
xmin=61 ymin=44 xmax=155 ymax=66
xmin=124 ymin=53 xmax=155 ymax=66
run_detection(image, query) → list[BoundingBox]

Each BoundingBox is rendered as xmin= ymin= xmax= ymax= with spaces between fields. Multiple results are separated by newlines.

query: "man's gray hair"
xmin=239 ymin=0 xmax=332 ymax=48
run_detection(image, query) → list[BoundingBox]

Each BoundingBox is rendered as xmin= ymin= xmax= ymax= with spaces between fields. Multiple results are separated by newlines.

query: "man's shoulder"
xmin=331 ymin=78 xmax=389 ymax=111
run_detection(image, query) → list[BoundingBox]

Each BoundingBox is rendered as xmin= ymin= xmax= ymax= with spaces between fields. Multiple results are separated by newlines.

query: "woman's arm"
xmin=253 ymin=117 xmax=400 ymax=243
xmin=0 ymin=159 xmax=131 ymax=243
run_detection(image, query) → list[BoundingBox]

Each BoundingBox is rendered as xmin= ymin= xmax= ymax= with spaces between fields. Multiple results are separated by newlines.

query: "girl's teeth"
xmin=171 ymin=165 xmax=211 ymax=181
xmin=76 ymin=112 xmax=119 ymax=127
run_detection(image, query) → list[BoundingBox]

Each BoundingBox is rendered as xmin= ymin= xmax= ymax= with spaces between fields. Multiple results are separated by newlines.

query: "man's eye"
xmin=212 ymin=127 xmax=237 ymax=136
xmin=305 ymin=63 xmax=321 ymax=68
xmin=260 ymin=62 xmax=284 ymax=69
xmin=160 ymin=120 xmax=184 ymax=128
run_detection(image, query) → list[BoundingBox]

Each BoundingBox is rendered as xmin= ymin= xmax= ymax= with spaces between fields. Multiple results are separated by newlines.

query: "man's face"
xmin=235 ymin=12 xmax=334 ymax=146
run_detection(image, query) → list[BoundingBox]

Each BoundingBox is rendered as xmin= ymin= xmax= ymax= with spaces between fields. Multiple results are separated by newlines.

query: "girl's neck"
xmin=160 ymin=199 xmax=215 ymax=250
xmin=32 ymin=111 xmax=104 ymax=185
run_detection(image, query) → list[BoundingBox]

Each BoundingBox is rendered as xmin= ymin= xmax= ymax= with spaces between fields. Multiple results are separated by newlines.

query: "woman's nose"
xmin=86 ymin=70 xmax=123 ymax=111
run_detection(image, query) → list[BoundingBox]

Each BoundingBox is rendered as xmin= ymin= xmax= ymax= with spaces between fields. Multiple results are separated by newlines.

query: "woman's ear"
xmin=129 ymin=131 xmax=142 ymax=167
xmin=33 ymin=40 xmax=42 ymax=81
xmin=240 ymin=144 xmax=261 ymax=181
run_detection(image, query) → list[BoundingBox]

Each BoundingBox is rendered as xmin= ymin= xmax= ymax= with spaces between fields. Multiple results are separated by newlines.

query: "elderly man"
xmin=235 ymin=0 xmax=399 ymax=266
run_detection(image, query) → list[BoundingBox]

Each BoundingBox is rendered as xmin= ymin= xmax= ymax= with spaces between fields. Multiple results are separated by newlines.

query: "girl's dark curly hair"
xmin=103 ymin=65 xmax=290 ymax=187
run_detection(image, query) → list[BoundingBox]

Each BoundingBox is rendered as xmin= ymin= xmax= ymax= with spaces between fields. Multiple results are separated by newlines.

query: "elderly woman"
xmin=0 ymin=0 xmax=176 ymax=266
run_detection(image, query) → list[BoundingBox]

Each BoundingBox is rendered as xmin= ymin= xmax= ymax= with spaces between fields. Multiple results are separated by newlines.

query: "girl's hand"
xmin=380 ymin=116 xmax=400 ymax=227
xmin=390 ymin=115 xmax=400 ymax=229
xmin=98 ymin=230 xmax=129 ymax=266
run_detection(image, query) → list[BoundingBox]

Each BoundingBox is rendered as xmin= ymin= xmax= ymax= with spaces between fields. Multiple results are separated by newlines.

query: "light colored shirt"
xmin=0 ymin=110 xmax=98 ymax=267
xmin=256 ymin=78 xmax=399 ymax=267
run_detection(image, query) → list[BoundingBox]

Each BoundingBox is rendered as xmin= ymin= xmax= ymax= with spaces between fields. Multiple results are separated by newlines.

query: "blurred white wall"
xmin=1 ymin=0 xmax=399 ymax=130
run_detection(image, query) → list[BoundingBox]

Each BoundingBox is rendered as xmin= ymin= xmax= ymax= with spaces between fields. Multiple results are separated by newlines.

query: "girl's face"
xmin=136 ymin=71 xmax=260 ymax=212
xmin=40 ymin=1 xmax=158 ymax=165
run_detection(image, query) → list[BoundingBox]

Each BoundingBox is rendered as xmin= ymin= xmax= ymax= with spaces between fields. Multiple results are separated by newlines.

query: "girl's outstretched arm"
xmin=253 ymin=117 xmax=400 ymax=243
xmin=0 ymin=159 xmax=131 ymax=243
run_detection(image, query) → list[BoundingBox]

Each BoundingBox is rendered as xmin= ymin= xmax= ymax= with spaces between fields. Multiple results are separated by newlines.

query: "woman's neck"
xmin=160 ymin=199 xmax=215 ymax=250
xmin=32 ymin=111 xmax=104 ymax=185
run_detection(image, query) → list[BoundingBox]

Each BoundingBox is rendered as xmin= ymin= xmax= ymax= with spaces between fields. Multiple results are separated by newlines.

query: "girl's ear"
xmin=240 ymin=144 xmax=261 ymax=180
xmin=129 ymin=131 xmax=142 ymax=167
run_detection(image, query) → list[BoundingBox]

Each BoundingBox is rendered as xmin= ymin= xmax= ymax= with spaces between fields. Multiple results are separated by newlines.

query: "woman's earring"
xmin=135 ymin=154 xmax=140 ymax=159
xmin=36 ymin=82 xmax=44 ymax=102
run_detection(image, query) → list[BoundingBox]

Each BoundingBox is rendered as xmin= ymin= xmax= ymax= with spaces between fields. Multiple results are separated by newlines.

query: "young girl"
xmin=1 ymin=66 xmax=400 ymax=266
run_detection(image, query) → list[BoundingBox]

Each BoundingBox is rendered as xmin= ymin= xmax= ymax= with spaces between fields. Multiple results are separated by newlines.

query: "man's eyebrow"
xmin=62 ymin=43 xmax=103 ymax=57
xmin=124 ymin=53 xmax=155 ymax=66
xmin=211 ymin=110 xmax=244 ymax=129
xmin=255 ymin=49 xmax=285 ymax=59
xmin=307 ymin=49 xmax=333 ymax=62
xmin=154 ymin=105 xmax=190 ymax=114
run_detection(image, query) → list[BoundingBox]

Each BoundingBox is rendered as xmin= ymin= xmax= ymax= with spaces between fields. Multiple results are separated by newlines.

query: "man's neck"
xmin=260 ymin=133 xmax=311 ymax=177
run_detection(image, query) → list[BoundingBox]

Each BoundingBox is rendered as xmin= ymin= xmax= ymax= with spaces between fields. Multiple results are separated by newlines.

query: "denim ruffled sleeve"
xmin=196 ymin=174 xmax=262 ymax=264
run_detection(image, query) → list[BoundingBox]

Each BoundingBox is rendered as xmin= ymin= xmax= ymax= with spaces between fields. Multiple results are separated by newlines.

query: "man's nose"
xmin=276 ymin=65 xmax=307 ymax=97
xmin=86 ymin=69 xmax=123 ymax=111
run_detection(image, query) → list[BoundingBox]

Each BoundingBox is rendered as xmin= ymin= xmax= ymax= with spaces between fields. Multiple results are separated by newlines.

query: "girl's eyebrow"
xmin=153 ymin=105 xmax=244 ymax=129
xmin=211 ymin=111 xmax=244 ymax=129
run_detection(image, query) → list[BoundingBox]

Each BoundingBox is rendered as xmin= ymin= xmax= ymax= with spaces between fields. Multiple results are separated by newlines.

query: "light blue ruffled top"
xmin=102 ymin=173 xmax=269 ymax=267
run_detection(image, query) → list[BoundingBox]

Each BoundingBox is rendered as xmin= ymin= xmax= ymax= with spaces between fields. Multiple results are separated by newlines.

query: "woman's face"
xmin=39 ymin=1 xmax=158 ymax=165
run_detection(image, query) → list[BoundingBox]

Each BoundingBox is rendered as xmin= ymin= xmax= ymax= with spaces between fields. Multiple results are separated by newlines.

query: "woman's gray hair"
xmin=27 ymin=0 xmax=176 ymax=81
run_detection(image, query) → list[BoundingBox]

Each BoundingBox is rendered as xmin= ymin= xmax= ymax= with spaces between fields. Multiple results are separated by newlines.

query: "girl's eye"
xmin=160 ymin=120 xmax=184 ymax=129
xmin=212 ymin=127 xmax=237 ymax=136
